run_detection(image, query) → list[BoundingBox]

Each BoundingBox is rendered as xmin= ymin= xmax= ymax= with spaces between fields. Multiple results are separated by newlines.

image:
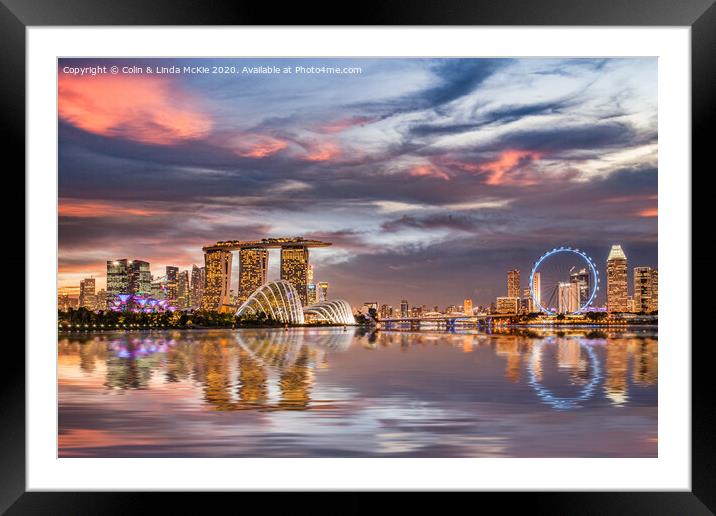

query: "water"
xmin=58 ymin=328 xmax=657 ymax=458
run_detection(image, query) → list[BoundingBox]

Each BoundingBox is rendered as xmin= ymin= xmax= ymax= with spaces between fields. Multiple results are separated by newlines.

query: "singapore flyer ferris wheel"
xmin=530 ymin=247 xmax=599 ymax=315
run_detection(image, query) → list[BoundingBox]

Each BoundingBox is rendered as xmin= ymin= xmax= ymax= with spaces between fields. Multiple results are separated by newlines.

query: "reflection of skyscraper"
xmin=165 ymin=266 xmax=178 ymax=303
xmin=237 ymin=349 xmax=268 ymax=404
xmin=79 ymin=277 xmax=96 ymax=309
xmin=634 ymin=267 xmax=655 ymax=313
xmin=607 ymin=245 xmax=628 ymax=312
xmin=507 ymin=269 xmax=521 ymax=298
xmin=106 ymin=259 xmax=129 ymax=307
xmin=238 ymin=248 xmax=268 ymax=305
xmin=202 ymin=250 xmax=233 ymax=311
xmin=128 ymin=260 xmax=152 ymax=295
xmin=570 ymin=267 xmax=590 ymax=309
xmin=280 ymin=247 xmax=310 ymax=305
xmin=604 ymin=341 xmax=629 ymax=405
xmin=190 ymin=264 xmax=205 ymax=308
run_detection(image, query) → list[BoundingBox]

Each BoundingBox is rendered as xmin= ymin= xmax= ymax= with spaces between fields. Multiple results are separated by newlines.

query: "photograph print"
xmin=57 ymin=57 xmax=658 ymax=458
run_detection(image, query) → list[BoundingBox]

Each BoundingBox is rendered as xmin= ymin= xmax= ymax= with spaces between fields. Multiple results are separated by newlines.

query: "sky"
xmin=58 ymin=57 xmax=657 ymax=308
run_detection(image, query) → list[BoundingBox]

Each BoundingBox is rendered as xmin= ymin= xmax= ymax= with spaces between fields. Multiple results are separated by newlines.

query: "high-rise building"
xmin=634 ymin=266 xmax=656 ymax=313
xmin=607 ymin=245 xmax=628 ymax=312
xmin=306 ymin=284 xmax=317 ymax=305
xmin=318 ymin=281 xmax=329 ymax=302
xmin=650 ymin=269 xmax=658 ymax=312
xmin=379 ymin=304 xmax=393 ymax=319
xmin=202 ymin=250 xmax=233 ymax=311
xmin=558 ymin=282 xmax=580 ymax=314
xmin=165 ymin=266 xmax=179 ymax=303
xmin=496 ymin=297 xmax=519 ymax=314
xmin=190 ymin=264 xmax=205 ymax=308
xmin=532 ymin=271 xmax=541 ymax=309
xmin=280 ymin=246 xmax=310 ymax=305
xmin=238 ymin=248 xmax=268 ymax=304
xmin=570 ymin=267 xmax=590 ymax=308
xmin=106 ymin=259 xmax=129 ymax=308
xmin=463 ymin=299 xmax=473 ymax=316
xmin=128 ymin=260 xmax=152 ymax=295
xmin=507 ymin=269 xmax=521 ymax=299
xmin=522 ymin=287 xmax=534 ymax=313
xmin=400 ymin=299 xmax=409 ymax=318
xmin=79 ymin=277 xmax=96 ymax=309
xmin=94 ymin=289 xmax=107 ymax=311
xmin=177 ymin=270 xmax=190 ymax=308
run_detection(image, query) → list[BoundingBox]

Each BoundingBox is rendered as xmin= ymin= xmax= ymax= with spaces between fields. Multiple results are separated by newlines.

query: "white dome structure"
xmin=303 ymin=300 xmax=355 ymax=325
xmin=236 ymin=280 xmax=305 ymax=324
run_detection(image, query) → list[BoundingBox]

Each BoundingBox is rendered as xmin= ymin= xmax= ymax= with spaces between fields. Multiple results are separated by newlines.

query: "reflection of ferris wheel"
xmin=530 ymin=247 xmax=599 ymax=315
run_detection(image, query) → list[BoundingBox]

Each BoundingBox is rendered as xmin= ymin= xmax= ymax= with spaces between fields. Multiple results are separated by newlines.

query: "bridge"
xmin=378 ymin=313 xmax=515 ymax=330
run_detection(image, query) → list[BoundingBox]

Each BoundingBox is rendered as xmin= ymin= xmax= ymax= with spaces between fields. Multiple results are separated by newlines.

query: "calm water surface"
xmin=58 ymin=328 xmax=657 ymax=457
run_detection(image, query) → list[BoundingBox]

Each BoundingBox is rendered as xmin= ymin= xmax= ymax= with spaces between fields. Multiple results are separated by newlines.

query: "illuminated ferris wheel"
xmin=530 ymin=247 xmax=599 ymax=315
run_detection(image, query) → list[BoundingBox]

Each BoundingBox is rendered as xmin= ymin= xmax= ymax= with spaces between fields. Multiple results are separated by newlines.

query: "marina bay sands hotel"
xmin=201 ymin=237 xmax=331 ymax=312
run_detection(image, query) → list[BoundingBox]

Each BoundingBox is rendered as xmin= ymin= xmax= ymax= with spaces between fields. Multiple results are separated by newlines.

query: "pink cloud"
xmin=59 ymin=200 xmax=166 ymax=218
xmin=409 ymin=164 xmax=450 ymax=181
xmin=312 ymin=116 xmax=374 ymax=134
xmin=232 ymin=134 xmax=288 ymax=158
xmin=301 ymin=141 xmax=341 ymax=162
xmin=58 ymin=73 xmax=212 ymax=145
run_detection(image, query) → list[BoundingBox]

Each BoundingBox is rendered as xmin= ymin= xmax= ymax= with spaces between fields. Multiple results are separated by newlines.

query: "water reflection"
xmin=58 ymin=328 xmax=658 ymax=457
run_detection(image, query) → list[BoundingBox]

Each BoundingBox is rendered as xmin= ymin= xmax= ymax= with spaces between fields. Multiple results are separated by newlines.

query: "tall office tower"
xmin=507 ymin=269 xmax=521 ymax=298
xmin=177 ymin=270 xmax=190 ymax=308
xmin=558 ymin=282 xmax=580 ymax=314
xmin=532 ymin=271 xmax=541 ymax=308
xmin=496 ymin=297 xmax=519 ymax=314
xmin=128 ymin=260 xmax=152 ymax=295
xmin=280 ymin=246 xmax=310 ymax=305
xmin=400 ymin=299 xmax=409 ymax=318
xmin=522 ymin=287 xmax=534 ymax=313
xmin=79 ymin=277 xmax=96 ymax=309
xmin=165 ymin=266 xmax=179 ymax=303
xmin=202 ymin=250 xmax=233 ymax=311
xmin=306 ymin=284 xmax=317 ymax=305
xmin=607 ymin=245 xmax=628 ymax=312
xmin=190 ymin=264 xmax=205 ymax=308
xmin=379 ymin=304 xmax=393 ymax=319
xmin=626 ymin=296 xmax=635 ymax=313
xmin=570 ymin=267 xmax=590 ymax=308
xmin=318 ymin=281 xmax=329 ymax=302
xmin=106 ymin=259 xmax=129 ymax=307
xmin=463 ymin=299 xmax=473 ymax=316
xmin=650 ymin=269 xmax=658 ymax=312
xmin=94 ymin=289 xmax=107 ymax=311
xmin=633 ymin=266 xmax=655 ymax=313
xmin=238 ymin=248 xmax=268 ymax=304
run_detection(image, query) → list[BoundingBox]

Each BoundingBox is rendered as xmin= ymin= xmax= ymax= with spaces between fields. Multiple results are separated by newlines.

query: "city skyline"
xmin=58 ymin=57 xmax=658 ymax=307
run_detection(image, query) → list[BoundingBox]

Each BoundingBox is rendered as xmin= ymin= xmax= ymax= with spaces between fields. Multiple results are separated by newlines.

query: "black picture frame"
xmin=2 ymin=0 xmax=712 ymax=512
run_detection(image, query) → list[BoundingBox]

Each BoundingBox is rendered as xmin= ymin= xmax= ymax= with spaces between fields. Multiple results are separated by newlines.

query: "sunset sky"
xmin=58 ymin=58 xmax=657 ymax=307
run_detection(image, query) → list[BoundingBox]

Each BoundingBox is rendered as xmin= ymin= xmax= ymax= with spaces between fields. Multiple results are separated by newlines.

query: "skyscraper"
xmin=306 ymin=264 xmax=317 ymax=305
xmin=280 ymin=246 xmax=310 ymax=305
xmin=532 ymin=271 xmax=541 ymax=309
xmin=650 ymin=269 xmax=658 ymax=312
xmin=106 ymin=259 xmax=129 ymax=307
xmin=238 ymin=248 xmax=268 ymax=304
xmin=607 ymin=245 xmax=628 ymax=312
xmin=318 ymin=281 xmax=329 ymax=302
xmin=177 ymin=270 xmax=190 ymax=308
xmin=463 ymin=299 xmax=473 ymax=316
xmin=570 ymin=267 xmax=590 ymax=308
xmin=634 ymin=266 xmax=655 ymax=313
xmin=400 ymin=299 xmax=409 ymax=318
xmin=496 ymin=296 xmax=519 ymax=314
xmin=165 ymin=266 xmax=179 ymax=303
xmin=128 ymin=260 xmax=152 ymax=295
xmin=190 ymin=264 xmax=205 ymax=308
xmin=507 ymin=269 xmax=521 ymax=299
xmin=79 ymin=277 xmax=96 ymax=309
xmin=202 ymin=250 xmax=233 ymax=311
xmin=558 ymin=282 xmax=580 ymax=314
xmin=522 ymin=287 xmax=534 ymax=313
